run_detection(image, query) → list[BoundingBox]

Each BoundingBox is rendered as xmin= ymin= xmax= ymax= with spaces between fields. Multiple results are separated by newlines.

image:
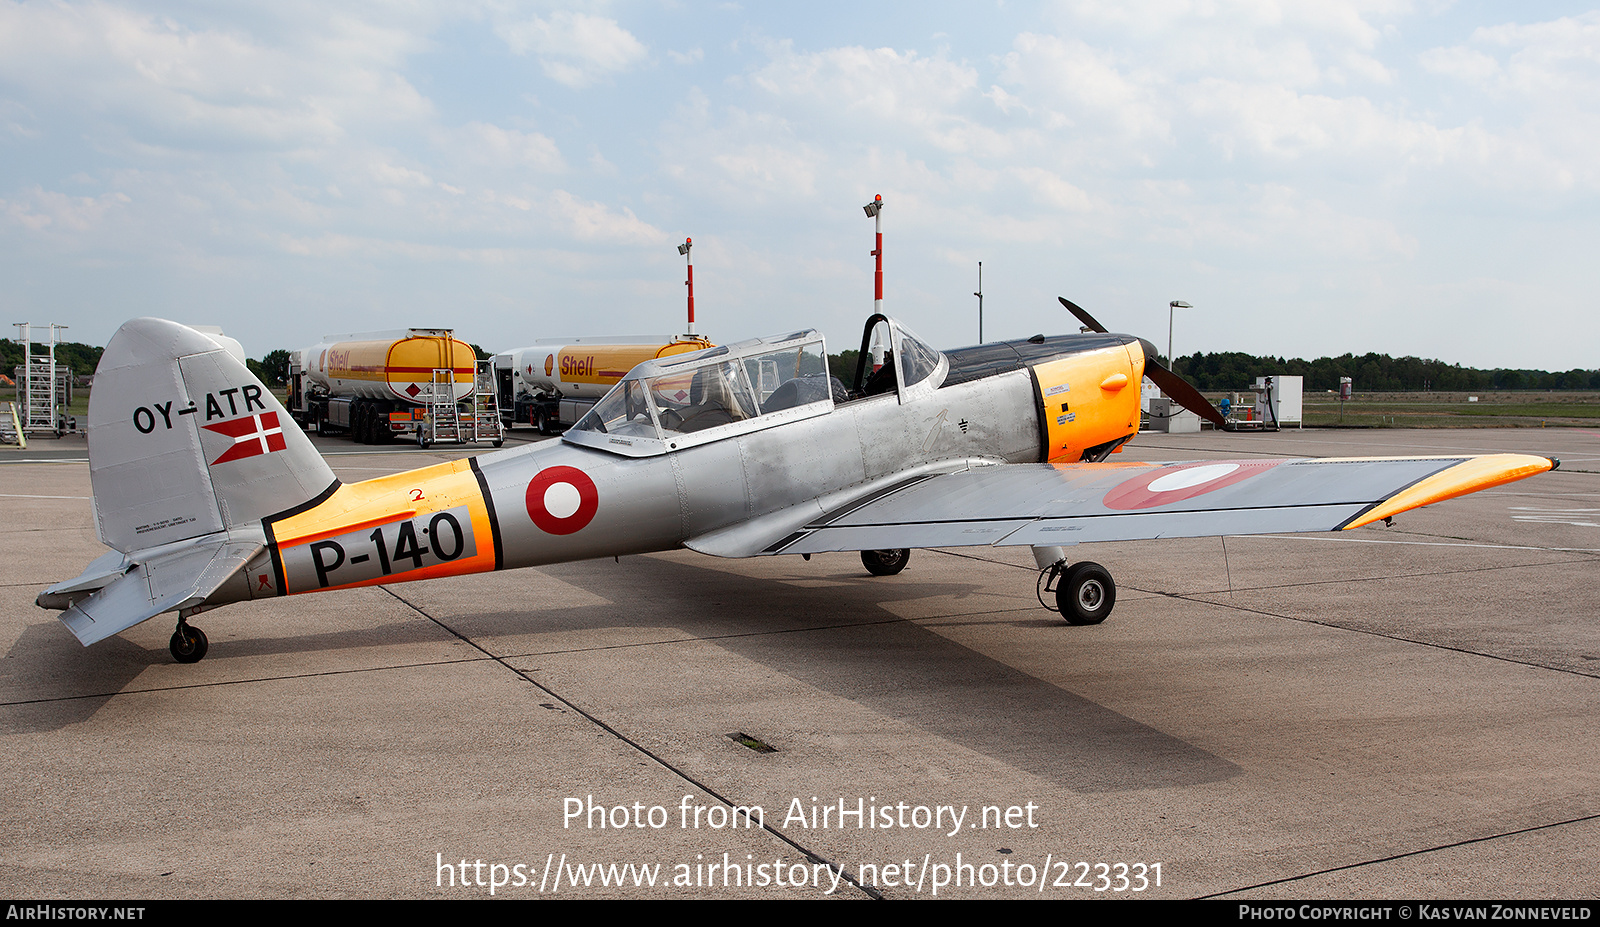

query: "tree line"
xmin=5 ymin=338 xmax=1594 ymax=394
xmin=0 ymin=339 xmax=105 ymax=378
xmin=1169 ymin=350 xmax=1599 ymax=392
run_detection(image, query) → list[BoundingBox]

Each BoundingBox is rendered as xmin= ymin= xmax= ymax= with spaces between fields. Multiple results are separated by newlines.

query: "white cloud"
xmin=452 ymin=122 xmax=566 ymax=173
xmin=495 ymin=11 xmax=647 ymax=88
xmin=0 ymin=2 xmax=434 ymax=152
xmin=548 ymin=190 xmax=667 ymax=245
xmin=1 ymin=187 xmax=131 ymax=234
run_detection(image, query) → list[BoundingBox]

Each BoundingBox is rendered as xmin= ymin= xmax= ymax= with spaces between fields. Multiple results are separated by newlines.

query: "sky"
xmin=2 ymin=1 xmax=1598 ymax=372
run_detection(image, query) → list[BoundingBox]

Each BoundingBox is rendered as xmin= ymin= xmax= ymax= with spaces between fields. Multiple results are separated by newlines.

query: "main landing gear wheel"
xmin=861 ymin=548 xmax=911 ymax=576
xmin=170 ymin=621 xmax=209 ymax=664
xmin=1056 ymin=562 xmax=1115 ymax=625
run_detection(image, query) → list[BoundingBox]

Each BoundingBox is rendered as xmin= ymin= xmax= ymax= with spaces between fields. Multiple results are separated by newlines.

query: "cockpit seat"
xmin=762 ymin=374 xmax=848 ymax=413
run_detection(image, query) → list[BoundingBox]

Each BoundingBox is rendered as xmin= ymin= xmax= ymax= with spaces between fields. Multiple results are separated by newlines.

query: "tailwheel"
xmin=170 ymin=620 xmax=209 ymax=664
xmin=1055 ymin=561 xmax=1115 ymax=625
xmin=861 ymin=548 xmax=910 ymax=576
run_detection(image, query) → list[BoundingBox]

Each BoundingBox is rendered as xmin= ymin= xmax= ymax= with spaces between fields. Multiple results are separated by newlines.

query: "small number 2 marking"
xmin=410 ymin=489 xmax=424 ymax=501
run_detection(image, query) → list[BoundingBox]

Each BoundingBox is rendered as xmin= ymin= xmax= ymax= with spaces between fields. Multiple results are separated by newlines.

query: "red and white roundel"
xmin=525 ymin=466 xmax=599 ymax=535
xmin=1103 ymin=460 xmax=1282 ymax=510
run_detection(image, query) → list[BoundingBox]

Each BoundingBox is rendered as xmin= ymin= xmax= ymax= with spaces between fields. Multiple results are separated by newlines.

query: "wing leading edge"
xmin=692 ymin=454 xmax=1554 ymax=558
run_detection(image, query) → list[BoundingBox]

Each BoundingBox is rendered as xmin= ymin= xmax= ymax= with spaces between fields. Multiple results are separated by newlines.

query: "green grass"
xmin=1295 ymin=391 xmax=1600 ymax=428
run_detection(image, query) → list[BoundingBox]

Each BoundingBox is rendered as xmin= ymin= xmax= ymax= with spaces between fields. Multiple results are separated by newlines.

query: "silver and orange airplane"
xmin=39 ymin=301 xmax=1555 ymax=663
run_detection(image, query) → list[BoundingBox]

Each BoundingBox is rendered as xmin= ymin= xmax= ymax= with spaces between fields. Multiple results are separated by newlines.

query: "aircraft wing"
xmin=688 ymin=454 xmax=1554 ymax=558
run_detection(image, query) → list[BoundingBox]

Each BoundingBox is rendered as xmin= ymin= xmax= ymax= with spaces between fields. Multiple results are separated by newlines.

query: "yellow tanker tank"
xmin=303 ymin=329 xmax=477 ymax=404
xmin=504 ymin=336 xmax=713 ymax=401
xmin=493 ymin=334 xmax=714 ymax=434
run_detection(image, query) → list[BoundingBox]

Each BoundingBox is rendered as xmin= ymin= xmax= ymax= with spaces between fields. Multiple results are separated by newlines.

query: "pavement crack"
xmin=0 ymin=656 xmax=491 ymax=707
xmin=1133 ymin=587 xmax=1600 ymax=680
xmin=1200 ymin=811 xmax=1600 ymax=898
xmin=377 ymin=585 xmax=884 ymax=899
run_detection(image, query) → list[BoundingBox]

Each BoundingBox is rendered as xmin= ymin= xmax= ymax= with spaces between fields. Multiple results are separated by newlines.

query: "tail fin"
xmin=40 ymin=318 xmax=336 ymax=645
xmin=87 ymin=317 xmax=335 ymax=552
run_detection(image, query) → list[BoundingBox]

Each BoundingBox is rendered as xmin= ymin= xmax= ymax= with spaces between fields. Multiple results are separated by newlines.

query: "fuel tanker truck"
xmin=492 ymin=334 xmax=713 ymax=434
xmin=288 ymin=328 xmax=501 ymax=446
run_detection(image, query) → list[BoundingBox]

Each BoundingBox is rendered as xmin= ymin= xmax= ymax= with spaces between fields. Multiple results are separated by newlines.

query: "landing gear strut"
xmin=170 ymin=617 xmax=209 ymax=664
xmin=1038 ymin=559 xmax=1116 ymax=625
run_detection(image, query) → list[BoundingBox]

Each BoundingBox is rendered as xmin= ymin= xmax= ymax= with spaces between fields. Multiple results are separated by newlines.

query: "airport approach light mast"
xmin=863 ymin=195 xmax=886 ymax=369
xmin=864 ymin=194 xmax=884 ymax=316
xmin=679 ymin=237 xmax=696 ymax=337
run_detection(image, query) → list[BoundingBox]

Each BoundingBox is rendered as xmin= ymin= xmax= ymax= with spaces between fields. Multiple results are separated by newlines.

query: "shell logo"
xmin=545 ymin=354 xmax=555 ymax=378
xmin=1103 ymin=461 xmax=1282 ymax=510
xmin=525 ymin=466 xmax=599 ymax=535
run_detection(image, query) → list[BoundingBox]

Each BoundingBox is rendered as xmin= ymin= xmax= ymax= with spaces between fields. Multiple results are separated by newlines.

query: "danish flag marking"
xmin=204 ymin=411 xmax=287 ymax=465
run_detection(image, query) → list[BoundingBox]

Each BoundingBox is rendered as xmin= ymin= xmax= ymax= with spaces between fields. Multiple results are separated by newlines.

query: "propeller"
xmin=1058 ymin=296 xmax=1228 ymax=429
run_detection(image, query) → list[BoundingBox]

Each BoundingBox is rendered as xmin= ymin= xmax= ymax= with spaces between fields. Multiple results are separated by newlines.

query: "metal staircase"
xmin=469 ymin=360 xmax=503 ymax=446
xmin=418 ymin=360 xmax=505 ymax=449
xmin=421 ymin=367 xmax=462 ymax=447
xmin=12 ymin=323 xmax=68 ymax=437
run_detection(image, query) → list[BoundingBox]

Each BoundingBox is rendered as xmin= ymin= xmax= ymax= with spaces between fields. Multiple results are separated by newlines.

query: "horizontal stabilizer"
xmin=50 ymin=530 xmax=264 ymax=646
xmin=37 ymin=549 xmax=134 ymax=603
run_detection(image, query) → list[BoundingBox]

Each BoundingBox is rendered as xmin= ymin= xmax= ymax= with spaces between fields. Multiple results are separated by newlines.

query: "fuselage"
xmin=209 ymin=326 xmax=1149 ymax=608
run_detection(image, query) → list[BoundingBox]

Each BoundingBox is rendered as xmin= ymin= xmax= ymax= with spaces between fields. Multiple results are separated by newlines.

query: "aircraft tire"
xmin=170 ymin=625 xmax=209 ymax=664
xmin=1057 ymin=562 xmax=1114 ymax=625
xmin=861 ymin=548 xmax=911 ymax=576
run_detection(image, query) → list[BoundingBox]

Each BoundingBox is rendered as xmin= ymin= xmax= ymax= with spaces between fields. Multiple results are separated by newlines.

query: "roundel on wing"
xmin=1103 ymin=460 xmax=1282 ymax=510
xmin=526 ymin=466 xmax=599 ymax=535
xmin=545 ymin=354 xmax=555 ymax=378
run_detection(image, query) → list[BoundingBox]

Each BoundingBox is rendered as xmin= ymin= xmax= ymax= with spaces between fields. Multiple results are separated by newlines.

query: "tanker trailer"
xmin=492 ymin=334 xmax=713 ymax=435
xmin=288 ymin=328 xmax=498 ymax=446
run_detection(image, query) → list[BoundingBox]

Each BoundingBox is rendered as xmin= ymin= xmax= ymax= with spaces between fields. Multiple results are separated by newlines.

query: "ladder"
xmin=13 ymin=323 xmax=67 ymax=436
xmin=468 ymin=360 xmax=503 ymax=445
xmin=420 ymin=363 xmax=505 ymax=448
xmin=424 ymin=367 xmax=462 ymax=446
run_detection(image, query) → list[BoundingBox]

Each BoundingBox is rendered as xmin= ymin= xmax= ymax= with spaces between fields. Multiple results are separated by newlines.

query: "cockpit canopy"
xmin=562 ymin=316 xmax=947 ymax=458
xmin=563 ymin=329 xmax=837 ymax=457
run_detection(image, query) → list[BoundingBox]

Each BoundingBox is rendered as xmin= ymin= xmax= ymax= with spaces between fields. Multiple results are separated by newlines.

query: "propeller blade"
xmin=1058 ymin=296 xmax=1108 ymax=334
xmin=1145 ymin=358 xmax=1227 ymax=427
xmin=1059 ymin=295 xmax=1226 ymax=428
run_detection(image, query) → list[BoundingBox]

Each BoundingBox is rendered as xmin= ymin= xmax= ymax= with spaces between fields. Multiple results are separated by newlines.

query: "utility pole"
xmin=1168 ymin=300 xmax=1191 ymax=372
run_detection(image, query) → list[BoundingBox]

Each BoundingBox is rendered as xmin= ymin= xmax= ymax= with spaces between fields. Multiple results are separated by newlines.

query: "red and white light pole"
xmin=863 ymin=194 xmax=884 ymax=316
xmin=678 ymin=237 xmax=696 ymax=337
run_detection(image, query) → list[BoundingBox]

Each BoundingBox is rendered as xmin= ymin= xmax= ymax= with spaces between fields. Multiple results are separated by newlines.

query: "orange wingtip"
xmin=1344 ymin=454 xmax=1555 ymax=529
